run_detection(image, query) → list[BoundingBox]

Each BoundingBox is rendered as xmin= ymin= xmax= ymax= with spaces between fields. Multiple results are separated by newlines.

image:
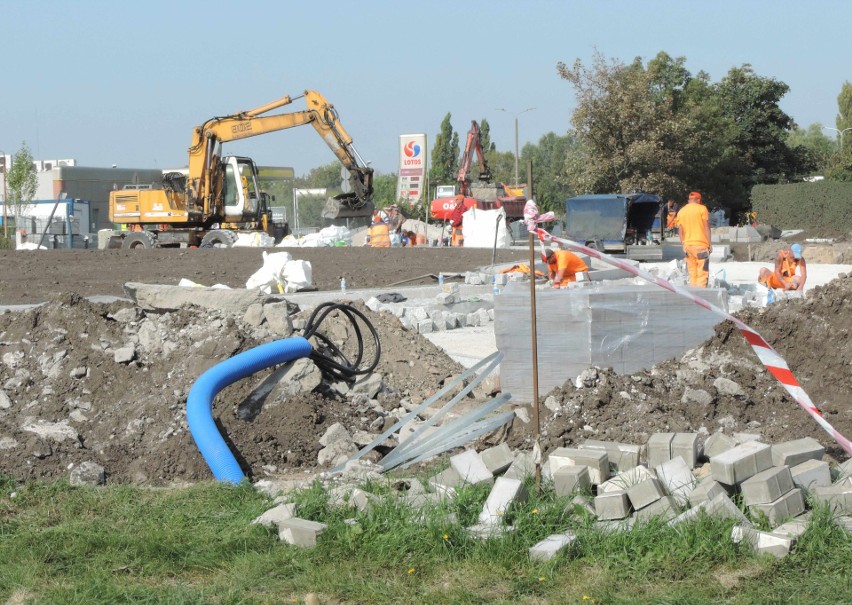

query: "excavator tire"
xmin=200 ymin=230 xmax=237 ymax=249
xmin=122 ymin=231 xmax=157 ymax=249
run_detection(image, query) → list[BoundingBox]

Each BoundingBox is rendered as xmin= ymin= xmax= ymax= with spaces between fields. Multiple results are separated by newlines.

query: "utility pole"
xmin=497 ymin=107 xmax=535 ymax=184
xmin=1 ymin=151 xmax=7 ymax=238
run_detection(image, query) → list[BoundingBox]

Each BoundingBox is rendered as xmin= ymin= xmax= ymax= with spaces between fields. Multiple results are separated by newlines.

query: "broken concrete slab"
xmin=124 ymin=282 xmax=271 ymax=313
xmin=528 ymin=531 xmax=577 ymax=562
xmin=278 ymin=518 xmax=328 ymax=547
xmin=731 ymin=524 xmax=792 ymax=558
xmin=450 ymin=449 xmax=493 ymax=486
xmin=252 ymin=502 xmax=297 ymax=527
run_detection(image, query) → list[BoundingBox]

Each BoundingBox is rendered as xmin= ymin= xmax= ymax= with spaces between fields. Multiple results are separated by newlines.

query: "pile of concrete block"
xmin=252 ymin=433 xmax=851 ymax=559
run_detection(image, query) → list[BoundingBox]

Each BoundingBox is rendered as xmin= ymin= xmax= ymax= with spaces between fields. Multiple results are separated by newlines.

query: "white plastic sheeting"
xmin=245 ymin=251 xmax=313 ymax=294
xmin=276 ymin=225 xmax=352 ymax=248
xmin=494 ymin=281 xmax=728 ymax=402
xmin=461 ymin=207 xmax=512 ymax=249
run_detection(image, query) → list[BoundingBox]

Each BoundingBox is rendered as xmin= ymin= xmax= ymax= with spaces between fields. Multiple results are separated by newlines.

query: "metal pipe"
xmin=527 ymin=159 xmax=542 ymax=494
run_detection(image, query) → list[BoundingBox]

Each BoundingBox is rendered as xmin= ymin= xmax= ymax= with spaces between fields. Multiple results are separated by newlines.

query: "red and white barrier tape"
xmin=533 ymin=228 xmax=852 ymax=456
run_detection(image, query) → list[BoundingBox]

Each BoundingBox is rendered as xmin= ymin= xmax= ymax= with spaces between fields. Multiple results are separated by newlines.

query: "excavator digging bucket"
xmin=322 ymin=194 xmax=374 ymax=220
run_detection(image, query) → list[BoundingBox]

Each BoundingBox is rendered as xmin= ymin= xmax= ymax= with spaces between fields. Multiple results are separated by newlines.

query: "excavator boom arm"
xmin=187 ymin=90 xmax=373 ymax=214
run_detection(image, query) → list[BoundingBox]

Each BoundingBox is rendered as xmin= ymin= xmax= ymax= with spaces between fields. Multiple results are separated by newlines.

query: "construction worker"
xmin=665 ymin=199 xmax=679 ymax=236
xmin=368 ymin=209 xmax=390 ymax=247
xmin=758 ymin=244 xmax=807 ymax=291
xmin=542 ymin=248 xmax=589 ymax=288
xmin=449 ymin=195 xmax=466 ymax=247
xmin=387 ymin=204 xmax=405 ymax=246
xmin=677 ymin=191 xmax=712 ymax=287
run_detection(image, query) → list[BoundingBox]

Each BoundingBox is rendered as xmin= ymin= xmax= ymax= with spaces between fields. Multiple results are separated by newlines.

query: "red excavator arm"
xmin=456 ymin=121 xmax=492 ymax=196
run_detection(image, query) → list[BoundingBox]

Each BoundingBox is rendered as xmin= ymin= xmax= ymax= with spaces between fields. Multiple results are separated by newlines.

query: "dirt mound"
xmin=509 ymin=272 xmax=852 ymax=461
xmin=0 ymin=295 xmax=463 ymax=484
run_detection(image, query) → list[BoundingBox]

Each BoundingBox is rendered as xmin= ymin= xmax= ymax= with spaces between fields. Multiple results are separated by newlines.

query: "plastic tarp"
xmin=494 ymin=280 xmax=727 ymax=402
xmin=232 ymin=232 xmax=276 ymax=248
xmin=461 ymin=207 xmax=511 ymax=248
xmin=275 ymin=225 xmax=352 ymax=248
xmin=245 ymin=251 xmax=312 ymax=294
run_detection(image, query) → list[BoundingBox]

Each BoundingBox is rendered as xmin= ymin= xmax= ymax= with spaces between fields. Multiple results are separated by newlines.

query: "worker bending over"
xmin=759 ymin=244 xmax=807 ymax=291
xmin=677 ymin=191 xmax=712 ymax=287
xmin=542 ymin=248 xmax=589 ymax=288
xmin=368 ymin=210 xmax=391 ymax=247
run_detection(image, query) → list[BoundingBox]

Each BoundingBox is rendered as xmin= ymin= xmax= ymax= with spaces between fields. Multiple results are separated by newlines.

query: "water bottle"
xmin=438 ymin=272 xmax=444 ymax=287
xmin=766 ymin=288 xmax=775 ymax=305
xmin=492 ymin=275 xmax=500 ymax=296
xmin=340 ymin=277 xmax=347 ymax=295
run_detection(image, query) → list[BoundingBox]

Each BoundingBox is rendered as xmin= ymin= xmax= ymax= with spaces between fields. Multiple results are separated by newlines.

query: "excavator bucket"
xmin=321 ymin=194 xmax=374 ymax=220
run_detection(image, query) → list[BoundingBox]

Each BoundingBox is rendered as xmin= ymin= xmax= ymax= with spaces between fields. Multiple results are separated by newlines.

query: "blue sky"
xmin=1 ymin=0 xmax=850 ymax=176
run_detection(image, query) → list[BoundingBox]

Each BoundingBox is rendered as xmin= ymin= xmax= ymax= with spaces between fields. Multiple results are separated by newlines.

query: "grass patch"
xmin=1 ymin=473 xmax=850 ymax=604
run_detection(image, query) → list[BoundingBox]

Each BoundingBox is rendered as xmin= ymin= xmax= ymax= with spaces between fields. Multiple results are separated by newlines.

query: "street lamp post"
xmin=497 ymin=107 xmax=535 ymax=185
xmin=0 ymin=150 xmax=7 ymax=238
xmin=823 ymin=126 xmax=852 ymax=152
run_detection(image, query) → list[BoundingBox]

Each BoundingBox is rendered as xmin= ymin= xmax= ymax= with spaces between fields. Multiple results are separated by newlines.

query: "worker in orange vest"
xmin=677 ymin=191 xmax=712 ymax=287
xmin=368 ymin=210 xmax=390 ymax=247
xmin=665 ymin=199 xmax=679 ymax=235
xmin=449 ymin=195 xmax=466 ymax=247
xmin=759 ymin=244 xmax=807 ymax=291
xmin=542 ymin=248 xmax=589 ymax=287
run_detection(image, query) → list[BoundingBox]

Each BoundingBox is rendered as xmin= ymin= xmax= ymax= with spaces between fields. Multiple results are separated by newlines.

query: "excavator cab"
xmin=222 ymin=156 xmax=261 ymax=218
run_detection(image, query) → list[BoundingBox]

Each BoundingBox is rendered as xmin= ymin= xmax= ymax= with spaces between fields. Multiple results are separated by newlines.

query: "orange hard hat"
xmin=688 ymin=191 xmax=702 ymax=201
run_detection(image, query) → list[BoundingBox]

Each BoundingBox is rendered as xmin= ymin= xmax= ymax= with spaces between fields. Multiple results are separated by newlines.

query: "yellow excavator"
xmin=109 ymin=90 xmax=374 ymax=248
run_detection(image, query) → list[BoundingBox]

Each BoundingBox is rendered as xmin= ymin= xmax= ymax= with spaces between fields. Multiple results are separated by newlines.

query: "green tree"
xmin=521 ymin=132 xmax=581 ymax=213
xmin=429 ymin=113 xmax=459 ymax=186
xmin=786 ymin=123 xmax=835 ymax=175
xmin=826 ymin=82 xmax=852 ymax=180
xmin=6 ymin=142 xmax=38 ymax=229
xmin=371 ymin=172 xmax=399 ymax=207
xmin=479 ymin=118 xmax=496 ymax=152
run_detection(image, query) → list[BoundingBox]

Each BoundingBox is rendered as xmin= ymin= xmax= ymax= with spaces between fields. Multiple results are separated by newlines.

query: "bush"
xmin=750 ymin=181 xmax=852 ymax=231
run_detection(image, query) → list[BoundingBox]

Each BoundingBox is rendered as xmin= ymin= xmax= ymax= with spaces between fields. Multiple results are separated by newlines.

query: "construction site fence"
xmin=750 ymin=181 xmax=852 ymax=231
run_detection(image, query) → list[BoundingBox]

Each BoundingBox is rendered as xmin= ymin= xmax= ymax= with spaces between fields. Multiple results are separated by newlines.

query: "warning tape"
xmin=532 ymin=228 xmax=852 ymax=457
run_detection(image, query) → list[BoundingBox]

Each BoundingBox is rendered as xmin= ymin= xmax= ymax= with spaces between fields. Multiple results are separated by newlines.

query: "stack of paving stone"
xmin=365 ymin=282 xmax=496 ymax=334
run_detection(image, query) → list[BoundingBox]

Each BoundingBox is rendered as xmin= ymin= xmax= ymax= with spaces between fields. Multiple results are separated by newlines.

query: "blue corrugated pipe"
xmin=186 ymin=336 xmax=313 ymax=484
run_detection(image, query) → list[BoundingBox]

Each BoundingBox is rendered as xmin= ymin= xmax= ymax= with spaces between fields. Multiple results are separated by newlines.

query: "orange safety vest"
xmin=546 ymin=250 xmax=589 ymax=286
xmin=369 ymin=222 xmax=390 ymax=247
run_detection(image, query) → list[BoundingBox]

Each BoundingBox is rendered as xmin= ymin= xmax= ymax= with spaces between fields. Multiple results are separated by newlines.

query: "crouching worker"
xmin=759 ymin=244 xmax=807 ymax=291
xmin=542 ymin=248 xmax=589 ymax=288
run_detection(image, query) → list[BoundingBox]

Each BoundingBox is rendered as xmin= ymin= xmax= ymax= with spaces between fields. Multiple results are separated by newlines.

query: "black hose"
xmin=303 ymin=302 xmax=381 ymax=382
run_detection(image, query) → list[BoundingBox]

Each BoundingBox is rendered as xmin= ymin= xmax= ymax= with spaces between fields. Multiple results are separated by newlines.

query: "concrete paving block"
xmin=669 ymin=492 xmax=751 ymax=527
xmin=503 ymin=452 xmax=536 ymax=481
xmin=595 ymin=517 xmax=635 ymax=533
xmin=671 ymin=433 xmax=700 ymax=469
xmin=710 ymin=441 xmax=773 ymax=486
xmin=834 ymin=516 xmax=852 ymax=534
xmin=553 ymin=465 xmax=591 ymax=497
xmin=328 ymin=487 xmax=374 ymax=512
xmin=252 ymin=502 xmax=297 ymax=527
xmin=688 ymin=476 xmax=727 ymax=507
xmin=594 ymin=490 xmax=631 ymax=520
xmin=703 ymin=432 xmax=737 ymax=460
xmin=771 ymin=437 xmax=825 ymax=467
xmin=771 ymin=514 xmax=811 ymax=540
xmin=405 ymin=492 xmax=447 ymax=511
xmin=837 ymin=458 xmax=852 ymax=481
xmin=548 ymin=447 xmax=609 ymax=484
xmin=528 ymin=531 xmax=577 ymax=562
xmin=429 ymin=467 xmax=462 ymax=496
xmin=655 ymin=456 xmax=695 ymax=506
xmin=741 ymin=466 xmax=795 ymax=506
xmin=450 ymin=449 xmax=494 ymax=486
xmin=647 ymin=433 xmax=675 ymax=468
xmin=479 ymin=477 xmax=528 ymax=526
xmin=580 ymin=439 xmax=642 ymax=471
xmin=634 ymin=495 xmax=679 ymax=522
xmin=749 ymin=488 xmax=806 ymax=527
xmin=466 ymin=523 xmax=514 ymax=540
xmin=480 ymin=443 xmax=514 ymax=476
xmin=598 ymin=465 xmax=655 ymax=494
xmin=278 ymin=518 xmax=328 ymax=547
xmin=731 ymin=524 xmax=792 ymax=559
xmin=790 ymin=459 xmax=832 ymax=491
xmin=627 ymin=477 xmax=666 ymax=510
xmin=733 ymin=432 xmax=762 ymax=445
xmin=571 ymin=495 xmax=596 ymax=517
xmin=811 ymin=484 xmax=852 ymax=515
